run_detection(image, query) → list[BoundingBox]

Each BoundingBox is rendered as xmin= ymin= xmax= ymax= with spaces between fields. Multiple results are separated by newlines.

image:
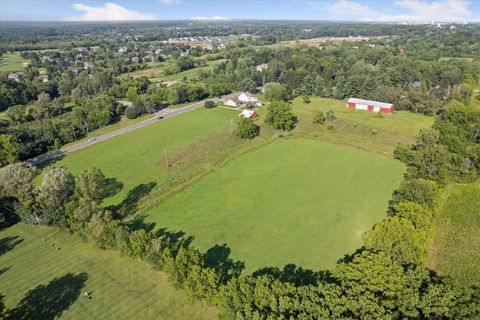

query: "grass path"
xmin=0 ymin=223 xmax=216 ymax=320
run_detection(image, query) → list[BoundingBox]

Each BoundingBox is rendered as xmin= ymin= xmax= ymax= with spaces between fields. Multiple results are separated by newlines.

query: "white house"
xmin=256 ymin=63 xmax=269 ymax=72
xmin=238 ymin=92 xmax=262 ymax=106
xmin=225 ymin=98 xmax=241 ymax=107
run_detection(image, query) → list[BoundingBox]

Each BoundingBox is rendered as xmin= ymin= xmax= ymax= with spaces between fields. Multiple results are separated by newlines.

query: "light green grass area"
xmin=0 ymin=223 xmax=216 ymax=320
xmin=52 ymin=108 xmax=238 ymax=206
xmin=428 ymin=184 xmax=480 ymax=287
xmin=141 ymin=138 xmax=405 ymax=272
xmin=0 ymin=52 xmax=28 ymax=73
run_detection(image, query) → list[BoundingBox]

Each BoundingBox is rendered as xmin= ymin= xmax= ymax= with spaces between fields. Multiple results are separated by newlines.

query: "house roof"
xmin=347 ymin=98 xmax=393 ymax=108
xmin=240 ymin=110 xmax=256 ymax=117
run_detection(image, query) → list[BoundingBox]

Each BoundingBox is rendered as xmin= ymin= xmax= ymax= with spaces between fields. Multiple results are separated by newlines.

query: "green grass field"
xmin=0 ymin=52 xmax=28 ymax=73
xmin=52 ymin=107 xmax=238 ymax=206
xmin=290 ymin=97 xmax=434 ymax=158
xmin=428 ymin=184 xmax=480 ymax=287
xmin=121 ymin=59 xmax=225 ymax=82
xmin=141 ymin=138 xmax=405 ymax=272
xmin=0 ymin=223 xmax=216 ymax=320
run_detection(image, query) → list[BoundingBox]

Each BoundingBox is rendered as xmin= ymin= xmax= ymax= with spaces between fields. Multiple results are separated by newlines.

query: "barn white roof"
xmin=347 ymin=98 xmax=394 ymax=108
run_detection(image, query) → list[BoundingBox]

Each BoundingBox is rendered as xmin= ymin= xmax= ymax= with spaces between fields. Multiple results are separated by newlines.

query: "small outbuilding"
xmin=346 ymin=98 xmax=394 ymax=114
xmin=239 ymin=110 xmax=258 ymax=119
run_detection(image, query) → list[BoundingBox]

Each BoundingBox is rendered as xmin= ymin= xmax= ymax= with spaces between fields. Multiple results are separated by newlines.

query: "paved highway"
xmin=28 ymin=94 xmax=236 ymax=165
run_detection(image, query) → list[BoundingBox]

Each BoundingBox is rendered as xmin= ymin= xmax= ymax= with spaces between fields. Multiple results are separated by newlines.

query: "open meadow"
xmin=428 ymin=184 xmax=480 ymax=287
xmin=0 ymin=223 xmax=216 ymax=320
xmin=140 ymin=138 xmax=405 ymax=272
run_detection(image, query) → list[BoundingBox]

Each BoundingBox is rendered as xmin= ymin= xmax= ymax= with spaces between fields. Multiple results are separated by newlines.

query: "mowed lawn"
xmin=428 ymin=184 xmax=480 ymax=287
xmin=51 ymin=107 xmax=237 ymax=206
xmin=0 ymin=223 xmax=216 ymax=320
xmin=141 ymin=138 xmax=405 ymax=272
xmin=0 ymin=52 xmax=28 ymax=73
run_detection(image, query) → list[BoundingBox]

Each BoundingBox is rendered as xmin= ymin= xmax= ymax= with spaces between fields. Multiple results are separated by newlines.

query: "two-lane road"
xmin=28 ymin=94 xmax=237 ymax=165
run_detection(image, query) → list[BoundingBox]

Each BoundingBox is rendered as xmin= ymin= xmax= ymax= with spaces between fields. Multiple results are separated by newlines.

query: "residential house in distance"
xmin=256 ymin=63 xmax=269 ymax=72
xmin=39 ymin=74 xmax=49 ymax=83
xmin=7 ymin=72 xmax=24 ymax=82
xmin=225 ymin=92 xmax=262 ymax=108
xmin=238 ymin=92 xmax=262 ymax=106
xmin=239 ymin=109 xmax=258 ymax=119
xmin=83 ymin=61 xmax=94 ymax=70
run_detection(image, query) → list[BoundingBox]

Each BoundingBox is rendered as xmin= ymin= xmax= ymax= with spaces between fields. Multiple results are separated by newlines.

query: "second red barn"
xmin=346 ymin=98 xmax=395 ymax=114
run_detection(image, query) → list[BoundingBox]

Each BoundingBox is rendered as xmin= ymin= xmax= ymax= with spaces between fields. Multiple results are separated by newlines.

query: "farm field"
xmin=0 ymin=52 xmax=28 ymax=73
xmin=51 ymin=107 xmax=238 ymax=206
xmin=140 ymin=138 xmax=405 ymax=272
xmin=428 ymin=184 xmax=480 ymax=287
xmin=0 ymin=223 xmax=216 ymax=320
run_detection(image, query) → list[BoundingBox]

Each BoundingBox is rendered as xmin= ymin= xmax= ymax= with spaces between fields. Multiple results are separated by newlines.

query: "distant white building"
xmin=238 ymin=92 xmax=262 ymax=106
xmin=8 ymin=72 xmax=23 ymax=82
xmin=83 ymin=61 xmax=94 ymax=70
xmin=256 ymin=63 xmax=269 ymax=72
xmin=239 ymin=109 xmax=258 ymax=119
xmin=224 ymin=92 xmax=262 ymax=107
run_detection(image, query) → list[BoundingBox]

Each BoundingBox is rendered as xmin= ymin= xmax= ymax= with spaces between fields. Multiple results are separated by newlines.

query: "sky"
xmin=1 ymin=0 xmax=479 ymax=22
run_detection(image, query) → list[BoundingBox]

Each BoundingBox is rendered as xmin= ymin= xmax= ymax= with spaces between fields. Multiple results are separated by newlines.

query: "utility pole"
xmin=35 ymin=215 xmax=46 ymax=241
xmin=164 ymin=149 xmax=169 ymax=168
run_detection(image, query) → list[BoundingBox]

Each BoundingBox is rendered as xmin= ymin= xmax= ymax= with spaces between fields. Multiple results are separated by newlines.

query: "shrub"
xmin=302 ymin=95 xmax=311 ymax=104
xmin=204 ymin=100 xmax=217 ymax=109
xmin=326 ymin=109 xmax=336 ymax=121
xmin=312 ymin=111 xmax=326 ymax=124
xmin=236 ymin=118 xmax=260 ymax=139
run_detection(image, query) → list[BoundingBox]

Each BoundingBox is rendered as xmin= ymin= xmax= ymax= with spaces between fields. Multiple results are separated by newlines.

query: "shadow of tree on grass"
xmin=108 ymin=182 xmax=157 ymax=218
xmin=101 ymin=177 xmax=123 ymax=200
xmin=205 ymin=244 xmax=245 ymax=283
xmin=252 ymin=263 xmax=331 ymax=286
xmin=6 ymin=272 xmax=88 ymax=320
xmin=0 ymin=236 xmax=23 ymax=256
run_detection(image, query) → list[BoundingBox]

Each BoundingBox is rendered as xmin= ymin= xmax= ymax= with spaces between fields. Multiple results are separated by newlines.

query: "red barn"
xmin=346 ymin=98 xmax=395 ymax=114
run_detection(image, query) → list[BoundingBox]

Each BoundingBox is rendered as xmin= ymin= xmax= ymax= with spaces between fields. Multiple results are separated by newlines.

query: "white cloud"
xmin=327 ymin=0 xmax=378 ymax=19
xmin=378 ymin=0 xmax=471 ymax=22
xmin=325 ymin=0 xmax=472 ymax=22
xmin=160 ymin=0 xmax=183 ymax=4
xmin=64 ymin=3 xmax=155 ymax=21
xmin=193 ymin=16 xmax=230 ymax=20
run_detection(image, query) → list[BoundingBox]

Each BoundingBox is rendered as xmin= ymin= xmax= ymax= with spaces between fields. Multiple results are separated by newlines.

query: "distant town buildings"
xmin=7 ymin=72 xmax=23 ymax=82
xmin=256 ymin=63 xmax=269 ymax=72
